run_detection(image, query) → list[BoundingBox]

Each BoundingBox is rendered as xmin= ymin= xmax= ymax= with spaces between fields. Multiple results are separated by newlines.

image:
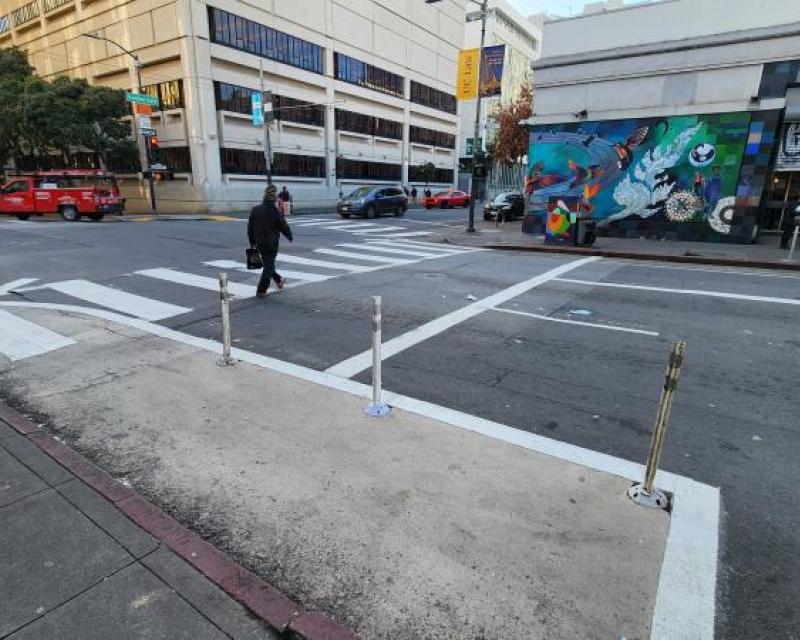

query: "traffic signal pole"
xmin=259 ymin=60 xmax=273 ymax=186
xmin=466 ymin=0 xmax=488 ymax=233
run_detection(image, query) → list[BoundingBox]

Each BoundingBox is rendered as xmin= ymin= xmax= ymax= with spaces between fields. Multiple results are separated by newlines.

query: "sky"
xmin=505 ymin=0 xmax=630 ymax=18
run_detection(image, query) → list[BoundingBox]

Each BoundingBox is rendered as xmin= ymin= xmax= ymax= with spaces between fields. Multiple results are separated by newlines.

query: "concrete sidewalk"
xmin=433 ymin=219 xmax=800 ymax=271
xmin=0 ymin=409 xmax=280 ymax=640
xmin=0 ymin=307 xmax=673 ymax=639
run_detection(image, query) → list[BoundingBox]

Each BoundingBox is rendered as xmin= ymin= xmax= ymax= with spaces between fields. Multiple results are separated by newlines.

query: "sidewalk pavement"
xmin=431 ymin=218 xmax=800 ymax=271
xmin=0 ymin=408 xmax=283 ymax=640
xmin=0 ymin=306 xmax=671 ymax=639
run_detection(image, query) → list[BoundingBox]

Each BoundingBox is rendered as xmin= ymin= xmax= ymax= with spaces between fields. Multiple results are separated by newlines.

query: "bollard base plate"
xmin=215 ymin=356 xmax=236 ymax=367
xmin=627 ymin=483 xmax=671 ymax=510
xmin=364 ymin=402 xmax=391 ymax=418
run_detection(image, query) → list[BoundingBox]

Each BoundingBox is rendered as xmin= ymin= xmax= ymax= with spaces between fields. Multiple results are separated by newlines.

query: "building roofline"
xmin=542 ymin=0 xmax=675 ymax=24
xmin=533 ymin=20 xmax=800 ymax=70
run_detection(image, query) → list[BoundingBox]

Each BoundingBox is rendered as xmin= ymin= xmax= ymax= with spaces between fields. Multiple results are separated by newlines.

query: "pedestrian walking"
xmin=248 ymin=185 xmax=293 ymax=298
xmin=403 ymin=185 xmax=409 ymax=196
xmin=278 ymin=185 xmax=292 ymax=216
xmin=780 ymin=202 xmax=800 ymax=249
xmin=410 ymin=186 xmax=417 ymax=206
xmin=424 ymin=188 xmax=432 ymax=199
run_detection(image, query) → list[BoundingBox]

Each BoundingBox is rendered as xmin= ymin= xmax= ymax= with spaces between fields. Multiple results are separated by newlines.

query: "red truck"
xmin=0 ymin=170 xmax=125 ymax=221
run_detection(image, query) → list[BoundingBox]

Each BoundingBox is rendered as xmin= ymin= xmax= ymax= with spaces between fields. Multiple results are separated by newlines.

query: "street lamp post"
xmin=83 ymin=33 xmax=157 ymax=212
xmin=427 ymin=0 xmax=489 ymax=233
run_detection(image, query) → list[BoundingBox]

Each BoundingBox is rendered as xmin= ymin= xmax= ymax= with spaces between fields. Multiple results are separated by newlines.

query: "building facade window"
xmin=333 ymin=53 xmax=404 ymax=98
xmin=334 ymin=108 xmax=402 ymax=140
xmin=337 ymin=158 xmax=401 ymax=181
xmin=408 ymin=165 xmax=453 ymax=183
xmin=161 ymin=147 xmax=193 ymax=173
xmin=140 ymin=80 xmax=185 ymax=110
xmin=214 ymin=82 xmax=324 ymax=127
xmin=208 ymin=7 xmax=324 ymax=74
xmin=409 ymin=125 xmax=455 ymax=149
xmin=410 ymin=81 xmax=456 ymax=114
xmin=220 ymin=148 xmax=325 ymax=177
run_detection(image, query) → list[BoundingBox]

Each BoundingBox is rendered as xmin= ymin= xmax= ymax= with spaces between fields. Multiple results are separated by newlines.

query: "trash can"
xmin=573 ymin=212 xmax=597 ymax=246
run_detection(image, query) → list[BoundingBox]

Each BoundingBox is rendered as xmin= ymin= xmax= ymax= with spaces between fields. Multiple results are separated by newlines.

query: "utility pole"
xmin=466 ymin=0 xmax=488 ymax=233
xmin=259 ymin=60 xmax=273 ymax=186
xmin=83 ymin=32 xmax=156 ymax=211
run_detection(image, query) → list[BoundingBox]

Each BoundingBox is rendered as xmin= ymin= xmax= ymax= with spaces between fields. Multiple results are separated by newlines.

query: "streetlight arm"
xmin=82 ymin=33 xmax=140 ymax=65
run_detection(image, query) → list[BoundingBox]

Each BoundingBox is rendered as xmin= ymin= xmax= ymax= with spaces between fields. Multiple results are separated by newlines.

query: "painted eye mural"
xmin=527 ymin=112 xmax=752 ymax=235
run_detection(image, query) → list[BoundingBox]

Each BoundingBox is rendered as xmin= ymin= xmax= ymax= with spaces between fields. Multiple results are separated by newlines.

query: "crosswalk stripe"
xmin=135 ymin=268 xmax=257 ymax=298
xmin=0 ymin=278 xmax=39 ymax=295
xmin=367 ymin=240 xmax=471 ymax=254
xmin=314 ymin=248 xmax=412 ymax=265
xmin=337 ymin=243 xmax=439 ymax=258
xmin=0 ymin=309 xmax=76 ymax=361
xmin=203 ymin=260 xmax=331 ymax=283
xmin=351 ymin=226 xmax=405 ymax=234
xmin=368 ymin=231 xmax=432 ymax=239
xmin=294 ymin=220 xmax=353 ymax=227
xmin=276 ymin=254 xmax=374 ymax=273
xmin=48 ymin=279 xmax=191 ymax=321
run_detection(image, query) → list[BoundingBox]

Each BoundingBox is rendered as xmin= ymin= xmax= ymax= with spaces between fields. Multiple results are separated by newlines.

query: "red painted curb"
xmin=0 ymin=402 xmax=360 ymax=640
xmin=482 ymin=243 xmax=800 ymax=271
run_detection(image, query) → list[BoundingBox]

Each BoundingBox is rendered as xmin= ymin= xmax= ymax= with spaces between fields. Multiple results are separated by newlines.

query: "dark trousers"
xmin=256 ymin=244 xmax=282 ymax=292
xmin=780 ymin=226 xmax=794 ymax=249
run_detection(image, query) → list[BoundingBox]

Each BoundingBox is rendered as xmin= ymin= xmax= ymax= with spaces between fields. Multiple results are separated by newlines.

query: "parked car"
xmin=0 ymin=170 xmax=125 ymax=221
xmin=337 ymin=186 xmax=407 ymax=218
xmin=424 ymin=189 xmax=470 ymax=209
xmin=483 ymin=191 xmax=525 ymax=221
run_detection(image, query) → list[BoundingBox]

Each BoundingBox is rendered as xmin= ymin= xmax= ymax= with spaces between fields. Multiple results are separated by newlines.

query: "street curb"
xmin=475 ymin=243 xmax=800 ymax=271
xmin=0 ymin=400 xmax=360 ymax=640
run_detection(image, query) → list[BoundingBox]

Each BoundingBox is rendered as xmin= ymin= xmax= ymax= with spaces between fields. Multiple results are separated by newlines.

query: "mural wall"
xmin=526 ymin=113 xmax=753 ymax=239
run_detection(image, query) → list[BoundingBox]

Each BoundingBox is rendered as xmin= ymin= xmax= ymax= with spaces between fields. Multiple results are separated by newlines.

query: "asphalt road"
xmin=1 ymin=208 xmax=798 ymax=639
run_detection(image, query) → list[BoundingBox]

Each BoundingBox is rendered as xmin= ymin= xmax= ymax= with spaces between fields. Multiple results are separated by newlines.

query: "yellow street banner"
xmin=456 ymin=48 xmax=479 ymax=100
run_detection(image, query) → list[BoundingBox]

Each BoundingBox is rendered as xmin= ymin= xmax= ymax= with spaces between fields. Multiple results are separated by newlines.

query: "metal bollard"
xmin=628 ymin=340 xmax=686 ymax=510
xmin=364 ymin=295 xmax=390 ymax=417
xmin=785 ymin=225 xmax=799 ymax=263
xmin=217 ymin=272 xmax=234 ymax=366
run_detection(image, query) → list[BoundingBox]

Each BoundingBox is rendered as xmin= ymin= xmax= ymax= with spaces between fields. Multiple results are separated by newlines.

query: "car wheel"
xmin=365 ymin=206 xmax=376 ymax=219
xmin=60 ymin=205 xmax=80 ymax=222
xmin=441 ymin=201 xmax=448 ymax=209
xmin=88 ymin=213 xmax=105 ymax=222
xmin=394 ymin=206 xmax=405 ymax=217
xmin=339 ymin=213 xmax=351 ymax=219
xmin=16 ymin=214 xmax=31 ymax=220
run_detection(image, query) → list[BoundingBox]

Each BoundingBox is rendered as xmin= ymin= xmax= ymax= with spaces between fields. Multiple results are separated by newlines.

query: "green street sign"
xmin=466 ymin=137 xmax=483 ymax=155
xmin=126 ymin=92 xmax=159 ymax=107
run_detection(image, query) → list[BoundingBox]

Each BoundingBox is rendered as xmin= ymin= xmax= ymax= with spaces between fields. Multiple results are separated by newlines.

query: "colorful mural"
xmin=527 ymin=113 xmax=752 ymax=236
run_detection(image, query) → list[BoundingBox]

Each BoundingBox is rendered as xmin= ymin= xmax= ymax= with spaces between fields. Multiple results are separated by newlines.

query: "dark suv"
xmin=338 ymin=186 xmax=408 ymax=219
xmin=483 ymin=191 xmax=525 ymax=222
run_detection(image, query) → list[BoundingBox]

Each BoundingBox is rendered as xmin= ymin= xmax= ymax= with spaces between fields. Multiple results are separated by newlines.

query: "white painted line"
xmin=276 ymin=254 xmax=375 ymax=273
xmin=492 ymin=307 xmax=660 ymax=336
xmin=556 ymin=277 xmax=800 ymax=306
xmin=372 ymin=231 xmax=433 ymax=238
xmin=376 ymin=239 xmax=485 ymax=253
xmin=321 ymin=223 xmax=379 ymax=230
xmin=0 ymin=308 xmax=75 ymax=361
xmin=314 ymin=248 xmax=412 ymax=265
xmin=203 ymin=259 xmax=251 ymax=272
xmin=0 ymin=278 xmax=38 ymax=295
xmin=339 ymin=243 xmax=441 ymax=258
xmin=272 ymin=269 xmax=332 ymax=283
xmin=351 ymin=226 xmax=405 ymax=234
xmin=48 ymin=279 xmax=191 ymax=320
xmin=0 ymin=298 xmax=721 ymax=638
xmin=605 ymin=258 xmax=800 ymax=280
xmin=326 ymin=257 xmax=602 ymax=378
xmin=0 ymin=299 xmax=720 ymax=632
xmin=293 ymin=220 xmax=350 ymax=227
xmin=135 ymin=268 xmax=257 ymax=298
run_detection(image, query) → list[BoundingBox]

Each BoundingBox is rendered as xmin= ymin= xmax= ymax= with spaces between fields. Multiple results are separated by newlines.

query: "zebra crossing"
xmin=289 ymin=217 xmax=434 ymax=239
xmin=0 ymin=240 xmax=480 ymax=362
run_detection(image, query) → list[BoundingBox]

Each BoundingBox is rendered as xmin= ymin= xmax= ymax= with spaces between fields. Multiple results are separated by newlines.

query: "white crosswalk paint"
xmin=275 ymin=254 xmax=374 ymax=273
xmin=366 ymin=231 xmax=432 ymax=239
xmin=48 ymin=279 xmax=191 ymax=320
xmin=0 ymin=278 xmax=38 ymax=295
xmin=339 ymin=243 xmax=439 ymax=258
xmin=351 ymin=226 xmax=405 ymax=234
xmin=135 ymin=268 xmax=257 ymax=298
xmin=366 ymin=240 xmax=474 ymax=254
xmin=203 ymin=260 xmax=331 ymax=283
xmin=314 ymin=248 xmax=412 ymax=265
xmin=0 ymin=309 xmax=75 ymax=361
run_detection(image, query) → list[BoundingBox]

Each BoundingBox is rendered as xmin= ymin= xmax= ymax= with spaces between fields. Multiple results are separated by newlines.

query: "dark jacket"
xmin=248 ymin=200 xmax=293 ymax=251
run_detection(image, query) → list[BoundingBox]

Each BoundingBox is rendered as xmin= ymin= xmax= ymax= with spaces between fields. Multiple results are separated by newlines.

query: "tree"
xmin=0 ymin=48 xmax=33 ymax=174
xmin=416 ymin=161 xmax=436 ymax=187
xmin=487 ymin=83 xmax=533 ymax=165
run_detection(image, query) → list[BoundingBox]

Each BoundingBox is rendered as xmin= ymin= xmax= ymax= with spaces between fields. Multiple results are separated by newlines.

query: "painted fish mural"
xmin=527 ymin=113 xmax=751 ymax=235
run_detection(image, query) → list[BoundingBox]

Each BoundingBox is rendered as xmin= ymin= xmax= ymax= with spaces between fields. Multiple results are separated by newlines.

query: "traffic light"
xmin=147 ymin=135 xmax=161 ymax=167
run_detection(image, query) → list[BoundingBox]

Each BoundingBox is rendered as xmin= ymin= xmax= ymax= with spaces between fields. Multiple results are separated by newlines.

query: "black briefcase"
xmin=246 ymin=247 xmax=263 ymax=270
